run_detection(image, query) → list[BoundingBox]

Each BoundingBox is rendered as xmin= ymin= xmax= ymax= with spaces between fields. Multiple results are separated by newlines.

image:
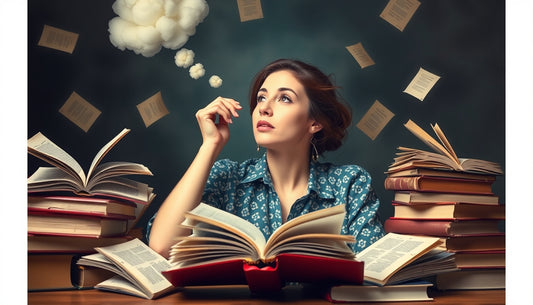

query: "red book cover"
xmin=384 ymin=176 xmax=494 ymax=194
xmin=162 ymin=253 xmax=364 ymax=293
xmin=384 ymin=218 xmax=502 ymax=236
xmin=392 ymin=201 xmax=505 ymax=220
xmin=27 ymin=206 xmax=135 ymax=220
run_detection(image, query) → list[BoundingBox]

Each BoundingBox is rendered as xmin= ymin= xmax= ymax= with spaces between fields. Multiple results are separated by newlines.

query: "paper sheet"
xmin=59 ymin=91 xmax=101 ymax=132
xmin=136 ymin=91 xmax=170 ymax=127
xmin=403 ymin=67 xmax=441 ymax=101
xmin=379 ymin=0 xmax=421 ymax=32
xmin=37 ymin=25 xmax=79 ymax=54
xmin=237 ymin=0 xmax=264 ymax=22
xmin=356 ymin=100 xmax=395 ymax=141
xmin=346 ymin=42 xmax=375 ymax=69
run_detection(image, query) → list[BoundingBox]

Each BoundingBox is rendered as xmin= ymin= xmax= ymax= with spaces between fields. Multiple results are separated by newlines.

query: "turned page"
xmin=356 ymin=233 xmax=441 ymax=284
xmin=28 ymin=132 xmax=86 ymax=182
xmin=95 ymin=238 xmax=173 ymax=296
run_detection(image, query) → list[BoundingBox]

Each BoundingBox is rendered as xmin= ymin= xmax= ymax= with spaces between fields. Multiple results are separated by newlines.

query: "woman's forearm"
xmin=148 ymin=143 xmax=221 ymax=258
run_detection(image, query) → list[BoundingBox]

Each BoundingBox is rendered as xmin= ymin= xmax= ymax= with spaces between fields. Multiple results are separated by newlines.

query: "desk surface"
xmin=28 ymin=286 xmax=505 ymax=305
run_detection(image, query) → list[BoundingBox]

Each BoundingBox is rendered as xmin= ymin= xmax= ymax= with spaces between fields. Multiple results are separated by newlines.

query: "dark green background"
xmin=27 ymin=0 xmax=505 ymax=237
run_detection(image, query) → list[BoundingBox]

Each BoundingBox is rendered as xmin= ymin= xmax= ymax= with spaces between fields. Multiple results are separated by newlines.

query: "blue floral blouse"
xmin=146 ymin=153 xmax=385 ymax=253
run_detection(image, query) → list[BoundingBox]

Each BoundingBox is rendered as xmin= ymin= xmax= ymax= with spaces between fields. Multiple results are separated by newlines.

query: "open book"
xmin=76 ymin=238 xmax=177 ymax=299
xmin=355 ymin=233 xmax=457 ymax=286
xmin=386 ymin=120 xmax=503 ymax=175
xmin=162 ymin=203 xmax=363 ymax=293
xmin=27 ymin=128 xmax=155 ymax=204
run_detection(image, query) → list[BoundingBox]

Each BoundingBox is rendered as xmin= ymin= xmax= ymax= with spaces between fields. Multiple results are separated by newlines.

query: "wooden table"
xmin=28 ymin=286 xmax=505 ymax=305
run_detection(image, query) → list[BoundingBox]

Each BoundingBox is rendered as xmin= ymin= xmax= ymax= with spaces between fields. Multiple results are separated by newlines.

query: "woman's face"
xmin=252 ymin=70 xmax=319 ymax=151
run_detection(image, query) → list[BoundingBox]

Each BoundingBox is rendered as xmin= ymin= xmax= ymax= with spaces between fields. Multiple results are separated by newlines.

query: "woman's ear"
xmin=309 ymin=121 xmax=323 ymax=134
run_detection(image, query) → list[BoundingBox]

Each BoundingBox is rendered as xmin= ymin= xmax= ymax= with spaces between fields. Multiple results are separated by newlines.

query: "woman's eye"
xmin=256 ymin=95 xmax=266 ymax=102
xmin=278 ymin=95 xmax=292 ymax=103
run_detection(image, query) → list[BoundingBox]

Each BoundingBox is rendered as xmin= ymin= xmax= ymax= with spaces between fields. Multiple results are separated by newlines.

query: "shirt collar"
xmin=240 ymin=153 xmax=335 ymax=200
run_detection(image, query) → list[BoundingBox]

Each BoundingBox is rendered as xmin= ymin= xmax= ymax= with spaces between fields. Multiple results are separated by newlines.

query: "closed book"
xmin=28 ymin=211 xmax=128 ymax=237
xmin=436 ymin=269 xmax=505 ymax=290
xmin=386 ymin=168 xmax=498 ymax=181
xmin=439 ymin=234 xmax=505 ymax=252
xmin=28 ymin=195 xmax=137 ymax=219
xmin=71 ymin=264 xmax=115 ymax=288
xmin=392 ymin=202 xmax=505 ymax=220
xmin=324 ymin=281 xmax=433 ymax=303
xmin=28 ymin=234 xmax=133 ymax=253
xmin=394 ymin=191 xmax=499 ymax=205
xmin=454 ymin=250 xmax=505 ymax=269
xmin=384 ymin=176 xmax=494 ymax=194
xmin=384 ymin=218 xmax=502 ymax=236
xmin=28 ymin=253 xmax=76 ymax=291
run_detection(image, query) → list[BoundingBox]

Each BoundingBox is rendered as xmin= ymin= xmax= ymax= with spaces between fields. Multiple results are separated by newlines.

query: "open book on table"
xmin=162 ymin=203 xmax=363 ymax=293
xmin=355 ymin=233 xmax=458 ymax=286
xmin=76 ymin=238 xmax=176 ymax=299
xmin=386 ymin=120 xmax=503 ymax=175
xmin=27 ymin=128 xmax=155 ymax=204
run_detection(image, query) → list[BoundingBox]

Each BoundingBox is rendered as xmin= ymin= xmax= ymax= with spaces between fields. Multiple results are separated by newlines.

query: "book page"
xmin=59 ymin=91 xmax=101 ymax=132
xmin=237 ymin=0 xmax=264 ymax=22
xmin=379 ymin=0 xmax=420 ymax=32
xmin=355 ymin=233 xmax=441 ymax=285
xmin=136 ymin=91 xmax=169 ymax=127
xmin=86 ymin=128 xmax=130 ymax=181
xmin=346 ymin=42 xmax=375 ymax=69
xmin=95 ymin=239 xmax=173 ymax=298
xmin=37 ymin=24 xmax=79 ymax=54
xmin=184 ymin=203 xmax=266 ymax=253
xmin=356 ymin=100 xmax=395 ymax=140
xmin=96 ymin=275 xmax=149 ymax=299
xmin=28 ymin=132 xmax=86 ymax=184
xmin=403 ymin=120 xmax=459 ymax=165
xmin=431 ymin=123 xmax=459 ymax=163
xmin=403 ymin=67 xmax=440 ymax=101
xmin=264 ymin=212 xmax=348 ymax=255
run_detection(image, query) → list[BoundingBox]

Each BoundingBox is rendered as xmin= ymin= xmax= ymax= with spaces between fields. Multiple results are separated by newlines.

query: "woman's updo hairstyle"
xmin=249 ymin=59 xmax=352 ymax=155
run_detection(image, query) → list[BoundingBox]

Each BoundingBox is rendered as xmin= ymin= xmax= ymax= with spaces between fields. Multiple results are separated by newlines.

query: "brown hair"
xmin=249 ymin=59 xmax=352 ymax=155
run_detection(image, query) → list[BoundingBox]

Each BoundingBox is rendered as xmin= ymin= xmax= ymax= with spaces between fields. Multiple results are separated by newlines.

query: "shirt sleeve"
xmin=201 ymin=159 xmax=239 ymax=209
xmin=343 ymin=167 xmax=385 ymax=253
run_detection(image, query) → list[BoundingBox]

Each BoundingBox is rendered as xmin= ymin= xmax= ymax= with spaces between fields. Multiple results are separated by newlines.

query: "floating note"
xmin=237 ymin=0 xmax=264 ymax=22
xmin=137 ymin=91 xmax=170 ymax=127
xmin=380 ymin=0 xmax=420 ymax=32
xmin=59 ymin=91 xmax=101 ymax=132
xmin=346 ymin=43 xmax=375 ymax=69
xmin=403 ymin=67 xmax=441 ymax=101
xmin=356 ymin=100 xmax=395 ymax=141
xmin=37 ymin=25 xmax=79 ymax=54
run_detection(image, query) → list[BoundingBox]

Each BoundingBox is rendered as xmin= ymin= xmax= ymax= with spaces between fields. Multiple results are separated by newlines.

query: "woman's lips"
xmin=256 ymin=120 xmax=274 ymax=131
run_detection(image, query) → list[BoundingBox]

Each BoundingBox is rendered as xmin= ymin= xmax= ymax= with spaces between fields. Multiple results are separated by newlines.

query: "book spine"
xmin=243 ymin=260 xmax=284 ymax=293
xmin=384 ymin=218 xmax=451 ymax=236
xmin=384 ymin=177 xmax=420 ymax=191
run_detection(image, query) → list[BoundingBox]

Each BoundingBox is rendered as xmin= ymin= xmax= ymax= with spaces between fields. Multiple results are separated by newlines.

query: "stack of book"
xmin=27 ymin=128 xmax=155 ymax=291
xmin=383 ymin=120 xmax=505 ymax=290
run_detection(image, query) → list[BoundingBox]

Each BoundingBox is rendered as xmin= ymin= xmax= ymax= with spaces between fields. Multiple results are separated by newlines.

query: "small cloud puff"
xmin=175 ymin=48 xmax=195 ymax=68
xmin=108 ymin=0 xmax=209 ymax=57
xmin=189 ymin=63 xmax=205 ymax=79
xmin=209 ymin=75 xmax=223 ymax=88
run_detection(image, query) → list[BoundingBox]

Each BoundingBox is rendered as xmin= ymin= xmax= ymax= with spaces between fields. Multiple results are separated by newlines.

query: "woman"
xmin=147 ymin=59 xmax=385 ymax=258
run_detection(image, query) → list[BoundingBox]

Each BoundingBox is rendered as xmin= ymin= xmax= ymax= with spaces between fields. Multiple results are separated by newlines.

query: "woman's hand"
xmin=195 ymin=97 xmax=242 ymax=148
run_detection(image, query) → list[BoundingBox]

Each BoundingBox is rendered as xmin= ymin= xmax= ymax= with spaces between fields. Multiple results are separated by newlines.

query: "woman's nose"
xmin=258 ymin=99 xmax=273 ymax=116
